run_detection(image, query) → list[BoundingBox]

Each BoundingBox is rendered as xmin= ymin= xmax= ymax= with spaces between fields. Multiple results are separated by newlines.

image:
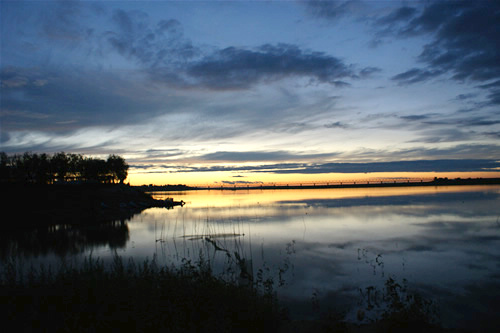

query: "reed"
xmin=0 ymin=254 xmax=284 ymax=333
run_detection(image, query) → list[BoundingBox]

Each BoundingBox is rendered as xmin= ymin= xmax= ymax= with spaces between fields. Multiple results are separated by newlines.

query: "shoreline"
xmin=1 ymin=183 xmax=181 ymax=228
xmin=3 ymin=178 xmax=499 ymax=227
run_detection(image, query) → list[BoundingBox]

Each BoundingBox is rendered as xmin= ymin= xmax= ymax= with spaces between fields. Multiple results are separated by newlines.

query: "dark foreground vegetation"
xmin=0 ymin=248 xmax=481 ymax=332
xmin=0 ymin=255 xmax=463 ymax=333
xmin=0 ymin=256 xmax=282 ymax=333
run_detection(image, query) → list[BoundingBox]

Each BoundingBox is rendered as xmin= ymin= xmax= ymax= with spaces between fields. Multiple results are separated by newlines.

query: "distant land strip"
xmin=139 ymin=177 xmax=500 ymax=192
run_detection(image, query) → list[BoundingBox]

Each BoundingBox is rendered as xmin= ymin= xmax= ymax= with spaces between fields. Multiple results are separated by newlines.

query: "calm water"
xmin=3 ymin=185 xmax=500 ymax=330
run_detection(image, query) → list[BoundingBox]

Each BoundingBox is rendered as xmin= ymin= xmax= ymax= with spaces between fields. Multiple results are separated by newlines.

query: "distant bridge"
xmin=191 ymin=177 xmax=437 ymax=190
xmin=141 ymin=177 xmax=500 ymax=192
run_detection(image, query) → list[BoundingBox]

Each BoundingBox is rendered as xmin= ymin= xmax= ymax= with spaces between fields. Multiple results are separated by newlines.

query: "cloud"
xmin=152 ymin=43 xmax=377 ymax=90
xmin=487 ymin=91 xmax=500 ymax=105
xmin=1 ymin=2 xmax=381 ymax=141
xmin=101 ymin=9 xmax=376 ymax=90
xmin=324 ymin=121 xmax=349 ymax=129
xmin=144 ymin=149 xmax=184 ymax=158
xmin=408 ymin=114 xmax=500 ymax=130
xmin=151 ymin=154 xmax=500 ymax=175
xmin=97 ymin=7 xmax=381 ymax=91
xmin=199 ymin=150 xmax=335 ymax=162
xmin=106 ymin=9 xmax=198 ymax=67
xmin=99 ymin=8 xmax=379 ymax=90
xmin=463 ymin=119 xmax=500 ymax=127
xmin=391 ymin=68 xmax=444 ymax=85
xmin=0 ymin=109 xmax=50 ymax=120
xmin=40 ymin=0 xmax=87 ymax=41
xmin=161 ymin=163 xmax=306 ymax=174
xmin=399 ymin=115 xmax=429 ymax=121
xmin=263 ymin=159 xmax=500 ymax=174
xmin=416 ymin=144 xmax=500 ymax=160
xmin=359 ymin=66 xmax=381 ymax=78
xmin=307 ymin=1 xmax=500 ymax=107
xmin=376 ymin=6 xmax=418 ymax=26
xmin=305 ymin=0 xmax=366 ymax=21
xmin=142 ymin=144 xmax=500 ymax=174
xmin=337 ymin=144 xmax=499 ymax=163
xmin=454 ymin=93 xmax=477 ymax=101
xmin=384 ymin=1 xmax=500 ymax=104
xmin=409 ymin=128 xmax=473 ymax=144
xmin=484 ymin=132 xmax=500 ymax=139
xmin=0 ymin=71 xmax=29 ymax=88
xmin=478 ymin=80 xmax=500 ymax=90
xmin=0 ymin=66 xmax=173 ymax=132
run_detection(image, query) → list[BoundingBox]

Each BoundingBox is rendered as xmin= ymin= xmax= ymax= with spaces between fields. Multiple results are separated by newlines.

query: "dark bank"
xmin=1 ymin=183 xmax=182 ymax=228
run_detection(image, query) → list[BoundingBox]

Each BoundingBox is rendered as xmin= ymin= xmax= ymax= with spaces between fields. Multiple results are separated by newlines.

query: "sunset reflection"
xmin=150 ymin=185 xmax=499 ymax=208
xmin=126 ymin=185 xmax=500 ymax=330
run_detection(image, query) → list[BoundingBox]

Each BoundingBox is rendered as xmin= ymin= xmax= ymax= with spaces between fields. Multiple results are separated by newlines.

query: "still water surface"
xmin=4 ymin=185 xmax=500 ymax=330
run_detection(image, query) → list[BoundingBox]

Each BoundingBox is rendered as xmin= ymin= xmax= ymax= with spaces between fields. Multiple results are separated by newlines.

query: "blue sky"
xmin=1 ymin=0 xmax=499 ymax=184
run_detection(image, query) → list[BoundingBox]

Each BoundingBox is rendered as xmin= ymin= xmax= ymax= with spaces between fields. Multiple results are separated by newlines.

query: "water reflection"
xmin=4 ymin=185 xmax=500 ymax=330
xmin=142 ymin=186 xmax=500 ymax=330
xmin=0 ymin=220 xmax=129 ymax=259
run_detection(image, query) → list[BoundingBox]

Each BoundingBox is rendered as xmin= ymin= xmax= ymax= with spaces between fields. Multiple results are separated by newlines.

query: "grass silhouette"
xmin=1 ymin=254 xmax=283 ymax=333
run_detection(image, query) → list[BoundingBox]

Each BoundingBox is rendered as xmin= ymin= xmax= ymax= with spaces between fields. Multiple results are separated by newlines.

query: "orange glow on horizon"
xmin=127 ymin=170 xmax=500 ymax=186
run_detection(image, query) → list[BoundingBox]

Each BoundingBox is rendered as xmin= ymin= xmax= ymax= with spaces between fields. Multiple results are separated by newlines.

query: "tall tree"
xmin=107 ymin=155 xmax=129 ymax=184
xmin=51 ymin=152 xmax=69 ymax=183
xmin=81 ymin=157 xmax=107 ymax=183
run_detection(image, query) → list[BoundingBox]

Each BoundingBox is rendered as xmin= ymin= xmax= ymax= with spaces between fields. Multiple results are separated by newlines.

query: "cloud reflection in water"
xmin=141 ymin=186 xmax=500 ymax=330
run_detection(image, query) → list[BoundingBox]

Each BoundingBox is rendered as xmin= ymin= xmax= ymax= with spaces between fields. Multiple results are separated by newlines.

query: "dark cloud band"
xmin=137 ymin=158 xmax=500 ymax=175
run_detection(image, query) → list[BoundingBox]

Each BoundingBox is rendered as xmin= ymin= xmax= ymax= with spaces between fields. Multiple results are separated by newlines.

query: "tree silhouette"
xmin=0 ymin=152 xmax=10 ymax=182
xmin=107 ymin=155 xmax=129 ymax=184
xmin=0 ymin=152 xmax=129 ymax=184
xmin=67 ymin=153 xmax=84 ymax=181
xmin=81 ymin=157 xmax=108 ymax=183
xmin=52 ymin=152 xmax=70 ymax=183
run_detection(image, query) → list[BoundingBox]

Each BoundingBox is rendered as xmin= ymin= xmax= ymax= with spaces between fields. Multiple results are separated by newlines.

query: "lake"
xmin=3 ymin=185 xmax=500 ymax=330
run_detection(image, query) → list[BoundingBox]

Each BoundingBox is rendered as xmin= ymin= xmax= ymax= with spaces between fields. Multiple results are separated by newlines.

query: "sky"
xmin=1 ymin=0 xmax=500 ymax=185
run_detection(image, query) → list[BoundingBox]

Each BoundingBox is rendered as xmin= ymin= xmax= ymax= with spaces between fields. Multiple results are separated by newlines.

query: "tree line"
xmin=0 ymin=152 xmax=129 ymax=184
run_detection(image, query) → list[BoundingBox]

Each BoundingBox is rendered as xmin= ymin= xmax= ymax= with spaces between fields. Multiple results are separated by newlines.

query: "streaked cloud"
xmin=384 ymin=1 xmax=500 ymax=105
xmin=199 ymin=150 xmax=335 ymax=162
xmin=155 ymin=158 xmax=500 ymax=175
xmin=391 ymin=68 xmax=444 ymax=85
